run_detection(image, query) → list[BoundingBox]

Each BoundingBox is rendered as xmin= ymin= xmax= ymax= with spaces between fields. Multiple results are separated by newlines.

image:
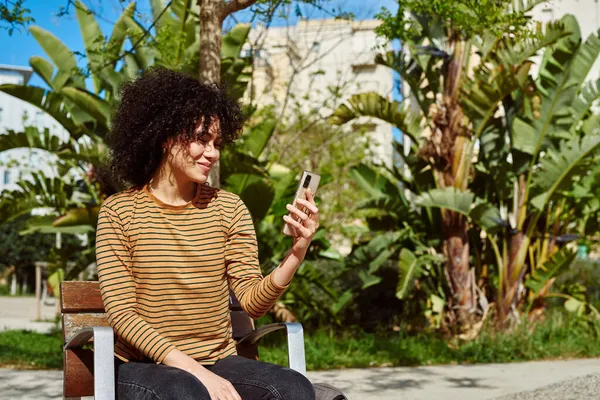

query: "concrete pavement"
xmin=496 ymin=373 xmax=600 ymax=400
xmin=0 ymin=296 xmax=58 ymax=333
xmin=308 ymin=358 xmax=600 ymax=399
xmin=1 ymin=358 xmax=600 ymax=399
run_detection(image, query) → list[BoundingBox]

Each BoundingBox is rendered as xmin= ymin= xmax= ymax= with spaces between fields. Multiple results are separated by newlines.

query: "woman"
xmin=96 ymin=67 xmax=318 ymax=400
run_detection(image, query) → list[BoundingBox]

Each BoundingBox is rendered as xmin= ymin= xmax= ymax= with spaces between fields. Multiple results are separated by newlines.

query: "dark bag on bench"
xmin=313 ymin=382 xmax=348 ymax=400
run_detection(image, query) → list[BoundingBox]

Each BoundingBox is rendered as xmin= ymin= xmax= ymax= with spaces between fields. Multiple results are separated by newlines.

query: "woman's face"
xmin=165 ymin=118 xmax=222 ymax=184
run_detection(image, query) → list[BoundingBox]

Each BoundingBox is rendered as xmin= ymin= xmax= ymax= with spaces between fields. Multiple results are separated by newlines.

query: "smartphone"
xmin=282 ymin=170 xmax=321 ymax=236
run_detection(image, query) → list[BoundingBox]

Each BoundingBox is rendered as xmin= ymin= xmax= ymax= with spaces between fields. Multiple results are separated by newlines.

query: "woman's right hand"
xmin=163 ymin=349 xmax=241 ymax=400
xmin=191 ymin=365 xmax=241 ymax=400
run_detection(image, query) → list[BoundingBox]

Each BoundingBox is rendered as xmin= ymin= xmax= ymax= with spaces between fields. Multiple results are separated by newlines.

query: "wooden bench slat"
xmin=61 ymin=281 xmax=105 ymax=313
xmin=64 ymin=348 xmax=96 ymax=398
xmin=62 ymin=313 xmax=111 ymax=342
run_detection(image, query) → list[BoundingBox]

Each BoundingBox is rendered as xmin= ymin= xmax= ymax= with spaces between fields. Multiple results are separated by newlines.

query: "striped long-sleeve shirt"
xmin=95 ymin=183 xmax=287 ymax=364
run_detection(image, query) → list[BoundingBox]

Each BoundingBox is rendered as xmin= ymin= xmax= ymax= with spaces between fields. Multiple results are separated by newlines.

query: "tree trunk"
xmin=198 ymin=0 xmax=258 ymax=187
xmin=199 ymin=0 xmax=223 ymax=187
xmin=440 ymin=35 xmax=477 ymax=331
xmin=443 ymin=210 xmax=475 ymax=328
xmin=199 ymin=0 xmax=223 ymax=85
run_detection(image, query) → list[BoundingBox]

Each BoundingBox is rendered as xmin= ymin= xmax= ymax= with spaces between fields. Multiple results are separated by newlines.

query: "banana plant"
xmin=491 ymin=16 xmax=600 ymax=324
xmin=332 ymin=9 xmax=599 ymax=330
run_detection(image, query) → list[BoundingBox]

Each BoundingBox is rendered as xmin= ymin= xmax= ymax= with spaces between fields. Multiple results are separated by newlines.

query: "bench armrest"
xmin=64 ymin=326 xmax=115 ymax=400
xmin=238 ymin=322 xmax=306 ymax=376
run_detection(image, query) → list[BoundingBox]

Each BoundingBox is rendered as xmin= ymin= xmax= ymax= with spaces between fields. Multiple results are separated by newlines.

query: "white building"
xmin=530 ymin=0 xmax=600 ymax=79
xmin=532 ymin=0 xmax=600 ymax=38
xmin=244 ymin=19 xmax=396 ymax=166
xmin=0 ymin=65 xmax=67 ymax=193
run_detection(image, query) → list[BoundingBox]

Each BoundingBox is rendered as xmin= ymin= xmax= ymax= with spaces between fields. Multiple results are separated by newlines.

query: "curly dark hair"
xmin=107 ymin=67 xmax=244 ymax=187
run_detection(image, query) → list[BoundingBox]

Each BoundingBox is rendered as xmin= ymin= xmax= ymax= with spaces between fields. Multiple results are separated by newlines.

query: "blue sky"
xmin=1 ymin=0 xmax=398 ymax=72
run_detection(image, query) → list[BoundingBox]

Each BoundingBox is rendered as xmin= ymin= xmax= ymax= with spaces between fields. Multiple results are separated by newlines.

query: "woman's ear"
xmin=162 ymin=138 xmax=173 ymax=154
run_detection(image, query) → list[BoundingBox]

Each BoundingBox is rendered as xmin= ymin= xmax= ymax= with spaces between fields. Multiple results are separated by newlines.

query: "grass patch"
xmin=259 ymin=311 xmax=600 ymax=370
xmin=1 ymin=310 xmax=599 ymax=370
xmin=0 ymin=329 xmax=63 ymax=369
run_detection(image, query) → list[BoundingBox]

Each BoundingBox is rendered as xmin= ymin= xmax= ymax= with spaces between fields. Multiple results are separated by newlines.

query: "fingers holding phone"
xmin=284 ymin=190 xmax=319 ymax=235
xmin=283 ymin=171 xmax=321 ymax=237
xmin=283 ymin=171 xmax=320 ymax=246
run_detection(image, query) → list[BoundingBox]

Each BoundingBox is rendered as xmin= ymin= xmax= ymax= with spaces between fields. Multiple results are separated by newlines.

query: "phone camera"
xmin=303 ymin=175 xmax=311 ymax=188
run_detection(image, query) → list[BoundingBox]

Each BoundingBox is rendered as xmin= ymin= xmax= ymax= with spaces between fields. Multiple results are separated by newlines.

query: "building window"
xmin=311 ymin=42 xmax=320 ymax=52
xmin=3 ymin=170 xmax=10 ymax=185
xmin=0 ymin=107 xmax=3 ymax=124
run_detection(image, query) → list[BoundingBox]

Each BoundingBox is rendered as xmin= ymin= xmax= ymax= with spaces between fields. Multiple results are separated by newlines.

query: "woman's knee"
xmin=275 ymin=368 xmax=316 ymax=400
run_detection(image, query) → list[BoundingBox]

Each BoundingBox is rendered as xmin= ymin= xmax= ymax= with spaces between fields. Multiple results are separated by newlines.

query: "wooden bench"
xmin=61 ymin=281 xmax=306 ymax=400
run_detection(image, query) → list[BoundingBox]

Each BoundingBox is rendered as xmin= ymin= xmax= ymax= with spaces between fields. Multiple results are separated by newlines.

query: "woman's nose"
xmin=204 ymin=142 xmax=219 ymax=158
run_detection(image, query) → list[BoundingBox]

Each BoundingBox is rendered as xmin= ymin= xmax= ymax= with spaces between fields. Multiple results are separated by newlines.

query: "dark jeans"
xmin=116 ymin=355 xmax=316 ymax=400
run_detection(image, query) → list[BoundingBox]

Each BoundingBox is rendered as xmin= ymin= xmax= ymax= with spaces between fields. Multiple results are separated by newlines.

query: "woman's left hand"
xmin=283 ymin=189 xmax=320 ymax=254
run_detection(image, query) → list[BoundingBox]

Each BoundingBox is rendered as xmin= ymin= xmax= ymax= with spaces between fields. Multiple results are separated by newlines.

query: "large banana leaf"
xmin=53 ymin=206 xmax=100 ymax=228
xmin=0 ymin=127 xmax=70 ymax=154
xmin=149 ymin=0 xmax=179 ymax=30
xmin=223 ymin=24 xmax=251 ymax=59
xmin=108 ymin=3 xmax=136 ymax=63
xmin=465 ymin=20 xmax=569 ymax=139
xmin=29 ymin=56 xmax=55 ymax=90
xmin=513 ymin=16 xmax=599 ymax=156
xmin=349 ymin=163 xmax=402 ymax=200
xmin=396 ymin=249 xmax=441 ymax=300
xmin=569 ymin=79 xmax=600 ymax=132
xmin=225 ymin=173 xmax=275 ymax=223
xmin=567 ymin=29 xmax=600 ymax=88
xmin=0 ymin=189 xmax=45 ymax=223
xmin=220 ymin=150 xmax=268 ymax=181
xmin=347 ymin=230 xmax=405 ymax=278
xmin=531 ymin=135 xmax=600 ymax=210
xmin=0 ymin=85 xmax=85 ymax=139
xmin=61 ymin=87 xmax=111 ymax=133
xmin=415 ymin=188 xmax=503 ymax=232
xmin=397 ymin=248 xmax=419 ymax=300
xmin=239 ymin=117 xmax=276 ymax=158
xmin=524 ymin=247 xmax=576 ymax=297
xmin=220 ymin=24 xmax=253 ymax=101
xmin=123 ymin=17 xmax=156 ymax=70
xmin=93 ymin=4 xmax=138 ymax=96
xmin=29 ymin=26 xmax=79 ymax=90
xmin=330 ymin=92 xmax=421 ymax=144
xmin=463 ymin=62 xmax=531 ymax=138
xmin=0 ymin=172 xmax=75 ymax=223
xmin=20 ymin=218 xmax=95 ymax=235
xmin=582 ymin=114 xmax=600 ymax=135
xmin=75 ymin=1 xmax=104 ymax=94
xmin=493 ymin=21 xmax=568 ymax=66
